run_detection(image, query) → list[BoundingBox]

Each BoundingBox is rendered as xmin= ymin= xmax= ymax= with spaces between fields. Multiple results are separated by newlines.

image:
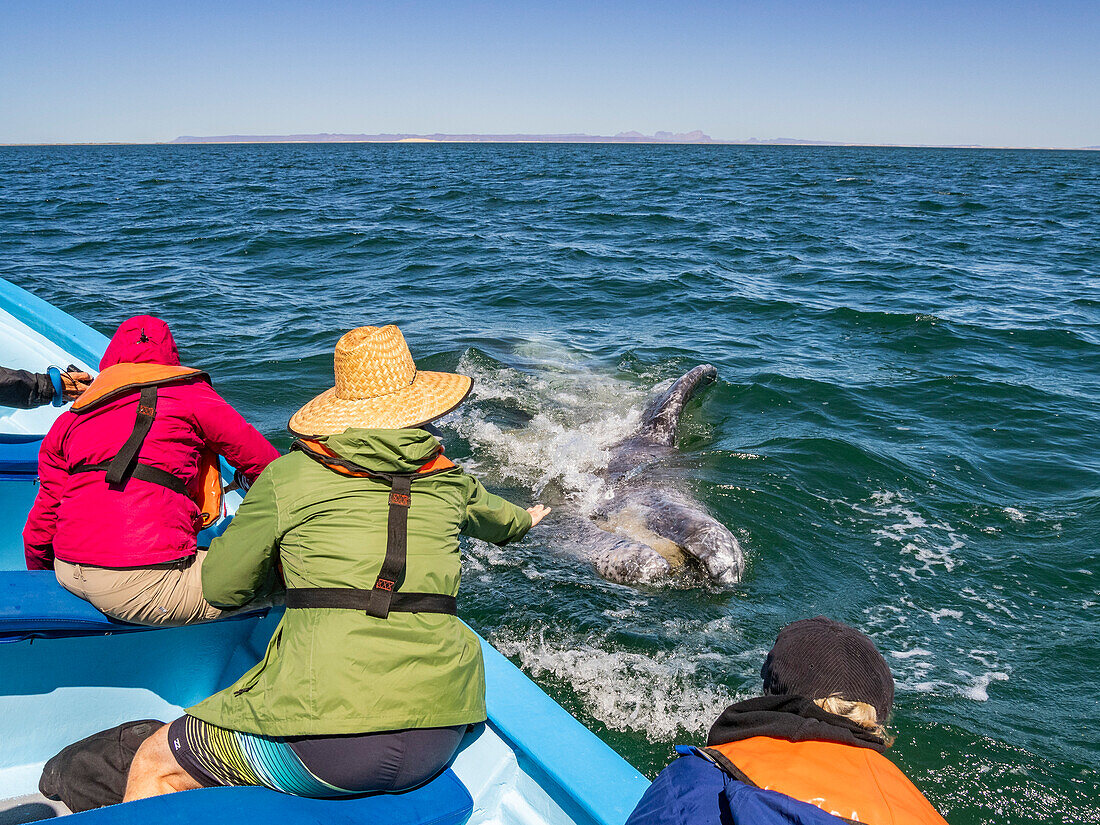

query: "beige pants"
xmin=55 ymin=551 xmax=230 ymax=627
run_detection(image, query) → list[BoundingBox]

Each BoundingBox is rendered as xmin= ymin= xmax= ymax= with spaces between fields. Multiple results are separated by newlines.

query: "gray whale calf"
xmin=575 ymin=365 xmax=745 ymax=586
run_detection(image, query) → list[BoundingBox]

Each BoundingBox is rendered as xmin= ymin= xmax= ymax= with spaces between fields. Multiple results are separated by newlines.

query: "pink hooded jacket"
xmin=23 ymin=316 xmax=280 ymax=570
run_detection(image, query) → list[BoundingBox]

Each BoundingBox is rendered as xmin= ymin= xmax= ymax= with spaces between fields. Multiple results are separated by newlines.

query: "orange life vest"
xmin=70 ymin=363 xmax=225 ymax=528
xmin=710 ymin=737 xmax=948 ymax=825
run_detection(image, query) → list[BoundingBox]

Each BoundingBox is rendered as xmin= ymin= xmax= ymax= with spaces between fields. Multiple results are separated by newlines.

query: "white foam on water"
xmin=462 ymin=537 xmax=524 ymax=571
xmin=890 ymin=648 xmax=934 ymax=659
xmin=894 ymin=664 xmax=939 ymax=692
xmin=965 ymin=648 xmax=1007 ymax=669
xmin=1003 ymin=507 xmax=1027 ymax=523
xmin=959 ymin=586 xmax=1018 ymax=620
xmin=869 ymin=491 xmax=928 ymax=536
xmin=928 ymin=608 xmax=964 ymax=623
xmin=908 ymin=681 xmax=943 ymax=693
xmin=862 ymin=603 xmax=947 ymax=693
xmin=960 ymin=670 xmax=1010 ymax=701
xmin=492 ymin=626 xmax=738 ymax=742
xmin=449 ymin=351 xmax=648 ymax=513
xmin=859 ymin=490 xmax=963 ymax=576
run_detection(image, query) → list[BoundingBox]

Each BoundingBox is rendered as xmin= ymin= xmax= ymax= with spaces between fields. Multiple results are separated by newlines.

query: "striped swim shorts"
xmin=167 ymin=715 xmax=466 ymax=796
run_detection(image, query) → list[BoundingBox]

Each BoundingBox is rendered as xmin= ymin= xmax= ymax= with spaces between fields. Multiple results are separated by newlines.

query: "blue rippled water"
xmin=1 ymin=144 xmax=1097 ymax=823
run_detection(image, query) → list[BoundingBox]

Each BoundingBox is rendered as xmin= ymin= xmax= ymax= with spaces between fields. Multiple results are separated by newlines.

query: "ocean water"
xmin=1 ymin=144 xmax=1097 ymax=823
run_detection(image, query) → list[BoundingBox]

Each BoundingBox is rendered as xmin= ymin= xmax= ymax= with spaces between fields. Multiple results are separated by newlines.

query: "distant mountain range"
xmin=169 ymin=131 xmax=923 ymax=146
xmin=167 ymin=132 xmax=1097 ymax=149
xmin=171 ymin=131 xmax=722 ymax=144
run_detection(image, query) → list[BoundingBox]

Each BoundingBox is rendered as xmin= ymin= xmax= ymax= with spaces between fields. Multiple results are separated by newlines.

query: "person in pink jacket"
xmin=23 ymin=316 xmax=280 ymax=626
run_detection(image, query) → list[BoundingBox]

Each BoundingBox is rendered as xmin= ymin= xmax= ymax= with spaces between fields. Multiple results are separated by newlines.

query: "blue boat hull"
xmin=0 ymin=278 xmax=649 ymax=825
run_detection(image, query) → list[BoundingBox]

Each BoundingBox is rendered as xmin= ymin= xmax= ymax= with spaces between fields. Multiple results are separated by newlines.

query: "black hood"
xmin=706 ymin=694 xmax=887 ymax=753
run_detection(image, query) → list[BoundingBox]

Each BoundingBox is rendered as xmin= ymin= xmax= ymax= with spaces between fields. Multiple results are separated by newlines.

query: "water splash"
xmin=492 ymin=625 xmax=738 ymax=742
xmin=448 ymin=348 xmax=649 ymax=513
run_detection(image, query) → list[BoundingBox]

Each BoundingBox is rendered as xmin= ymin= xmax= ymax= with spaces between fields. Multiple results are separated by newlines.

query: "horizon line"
xmin=2 ymin=131 xmax=1098 ymax=151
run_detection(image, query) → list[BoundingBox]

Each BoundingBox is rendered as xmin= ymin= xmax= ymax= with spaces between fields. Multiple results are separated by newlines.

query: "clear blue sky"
xmin=2 ymin=0 xmax=1097 ymax=146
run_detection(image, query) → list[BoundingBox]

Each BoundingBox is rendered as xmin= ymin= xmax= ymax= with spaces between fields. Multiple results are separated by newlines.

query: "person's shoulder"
xmin=437 ymin=462 xmax=480 ymax=494
xmin=441 ymin=460 xmax=472 ymax=480
xmin=263 ymin=450 xmax=312 ymax=478
xmin=242 ymin=451 xmax=315 ymax=512
xmin=625 ymin=751 xmax=726 ymax=825
xmin=263 ymin=449 xmax=365 ymax=496
xmin=656 ymin=749 xmax=725 ymax=787
xmin=156 ymin=376 xmax=222 ymax=411
xmin=44 ymin=408 xmax=78 ymax=441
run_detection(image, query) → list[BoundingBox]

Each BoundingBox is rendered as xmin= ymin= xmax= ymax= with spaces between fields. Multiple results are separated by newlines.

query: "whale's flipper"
xmin=559 ymin=515 xmax=673 ymax=585
xmin=611 ymin=488 xmax=745 ymax=585
xmin=592 ymin=535 xmax=673 ymax=585
xmin=635 ymin=364 xmax=718 ymax=446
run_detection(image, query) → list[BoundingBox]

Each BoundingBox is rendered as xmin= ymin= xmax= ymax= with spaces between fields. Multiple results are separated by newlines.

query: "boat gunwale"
xmin=0 ymin=276 xmax=651 ymax=825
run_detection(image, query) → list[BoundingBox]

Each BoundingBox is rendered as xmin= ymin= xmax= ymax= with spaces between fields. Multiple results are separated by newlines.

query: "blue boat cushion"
xmin=0 ymin=570 xmax=267 ymax=642
xmin=0 ymin=436 xmax=43 ymax=474
xmin=65 ymin=770 xmax=474 ymax=825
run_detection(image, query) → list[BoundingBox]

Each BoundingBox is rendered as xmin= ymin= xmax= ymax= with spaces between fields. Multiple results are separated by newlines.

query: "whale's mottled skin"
xmin=578 ymin=365 xmax=745 ymax=586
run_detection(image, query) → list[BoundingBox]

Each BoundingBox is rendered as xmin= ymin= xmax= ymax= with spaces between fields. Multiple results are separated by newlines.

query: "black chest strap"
xmin=69 ymin=386 xmax=187 ymax=498
xmin=368 ymin=473 xmax=412 ymax=617
xmin=285 ymin=446 xmax=456 ymax=620
xmin=695 ymin=747 xmax=758 ymax=786
xmin=103 ymin=386 xmax=158 ymax=486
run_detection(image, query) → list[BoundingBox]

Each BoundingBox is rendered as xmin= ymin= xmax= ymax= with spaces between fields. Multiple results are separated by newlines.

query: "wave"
xmin=492 ymin=625 xmax=737 ymax=743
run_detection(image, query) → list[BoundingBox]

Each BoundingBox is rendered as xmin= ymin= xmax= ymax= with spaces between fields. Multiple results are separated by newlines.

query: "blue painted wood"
xmin=0 ymin=570 xmax=269 ymax=642
xmin=63 ymin=771 xmax=473 ymax=825
xmin=0 ymin=438 xmax=40 ymax=472
xmin=0 ymin=279 xmax=108 ymax=371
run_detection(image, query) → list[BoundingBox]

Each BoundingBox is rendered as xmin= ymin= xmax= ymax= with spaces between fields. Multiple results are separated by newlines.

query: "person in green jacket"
xmin=124 ymin=325 xmax=549 ymax=801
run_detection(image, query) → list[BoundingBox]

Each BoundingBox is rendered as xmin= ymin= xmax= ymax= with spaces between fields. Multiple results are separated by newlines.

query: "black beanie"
xmin=760 ymin=616 xmax=895 ymax=722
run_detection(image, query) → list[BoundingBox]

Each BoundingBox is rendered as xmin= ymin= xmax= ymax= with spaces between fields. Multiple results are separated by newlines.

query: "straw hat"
xmin=288 ymin=325 xmax=472 ymax=436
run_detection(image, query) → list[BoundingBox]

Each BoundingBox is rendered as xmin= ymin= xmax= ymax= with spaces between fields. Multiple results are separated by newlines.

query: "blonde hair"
xmin=813 ymin=696 xmax=895 ymax=746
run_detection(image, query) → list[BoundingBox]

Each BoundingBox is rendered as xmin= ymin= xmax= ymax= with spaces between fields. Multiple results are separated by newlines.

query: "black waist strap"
xmin=285 ymin=588 xmax=457 ymax=616
xmin=70 ymin=460 xmax=188 ymax=497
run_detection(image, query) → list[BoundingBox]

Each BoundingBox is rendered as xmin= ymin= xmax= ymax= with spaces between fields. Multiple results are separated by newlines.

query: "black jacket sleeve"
xmin=0 ymin=367 xmax=56 ymax=409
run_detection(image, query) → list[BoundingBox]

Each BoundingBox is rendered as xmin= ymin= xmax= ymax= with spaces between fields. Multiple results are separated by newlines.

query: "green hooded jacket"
xmin=188 ymin=428 xmax=532 ymax=736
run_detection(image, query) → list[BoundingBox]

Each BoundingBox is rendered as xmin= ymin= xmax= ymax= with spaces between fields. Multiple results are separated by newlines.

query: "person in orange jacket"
xmin=626 ymin=617 xmax=948 ymax=825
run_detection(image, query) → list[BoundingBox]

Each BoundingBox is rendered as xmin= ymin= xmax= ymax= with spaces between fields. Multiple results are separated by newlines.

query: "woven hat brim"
xmin=288 ymin=370 xmax=472 ymax=437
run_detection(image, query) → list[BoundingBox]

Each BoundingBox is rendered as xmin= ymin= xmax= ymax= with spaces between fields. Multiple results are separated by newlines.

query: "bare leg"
xmin=123 ymin=724 xmax=203 ymax=802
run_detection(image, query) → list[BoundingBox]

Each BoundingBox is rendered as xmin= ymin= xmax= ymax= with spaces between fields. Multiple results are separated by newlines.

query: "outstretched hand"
xmin=527 ymin=504 xmax=551 ymax=527
xmin=61 ymin=371 xmax=92 ymax=400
